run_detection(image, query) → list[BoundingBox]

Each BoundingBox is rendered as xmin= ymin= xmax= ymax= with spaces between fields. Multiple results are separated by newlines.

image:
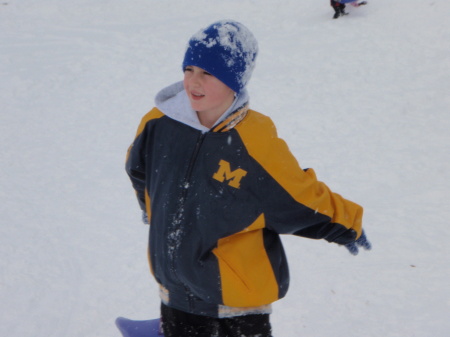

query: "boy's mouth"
xmin=191 ymin=92 xmax=204 ymax=100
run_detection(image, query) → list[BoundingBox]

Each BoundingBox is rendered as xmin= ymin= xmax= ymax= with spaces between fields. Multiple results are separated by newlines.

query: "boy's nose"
xmin=190 ymin=73 xmax=202 ymax=86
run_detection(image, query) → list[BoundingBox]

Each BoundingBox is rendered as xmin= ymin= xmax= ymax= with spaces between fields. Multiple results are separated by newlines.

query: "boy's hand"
xmin=345 ymin=230 xmax=371 ymax=255
xmin=142 ymin=211 xmax=149 ymax=225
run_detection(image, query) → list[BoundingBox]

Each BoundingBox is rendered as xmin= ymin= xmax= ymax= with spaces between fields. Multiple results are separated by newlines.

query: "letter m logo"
xmin=213 ymin=160 xmax=247 ymax=189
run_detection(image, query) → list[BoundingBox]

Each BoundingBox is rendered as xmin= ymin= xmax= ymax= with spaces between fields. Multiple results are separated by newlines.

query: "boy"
xmin=126 ymin=20 xmax=371 ymax=337
xmin=331 ymin=0 xmax=368 ymax=19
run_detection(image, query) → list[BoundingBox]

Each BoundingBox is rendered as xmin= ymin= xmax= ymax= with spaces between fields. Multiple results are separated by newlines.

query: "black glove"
xmin=345 ymin=230 xmax=371 ymax=255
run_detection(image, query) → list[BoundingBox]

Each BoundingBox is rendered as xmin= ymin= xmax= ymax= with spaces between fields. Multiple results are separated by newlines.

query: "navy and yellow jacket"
xmin=126 ymin=82 xmax=363 ymax=318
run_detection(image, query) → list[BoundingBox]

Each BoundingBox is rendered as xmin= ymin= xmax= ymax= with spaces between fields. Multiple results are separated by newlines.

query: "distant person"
xmin=126 ymin=19 xmax=371 ymax=336
xmin=331 ymin=0 xmax=367 ymax=19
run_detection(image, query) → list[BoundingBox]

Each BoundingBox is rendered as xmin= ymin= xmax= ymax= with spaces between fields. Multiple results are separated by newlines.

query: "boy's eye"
xmin=183 ymin=67 xmax=211 ymax=76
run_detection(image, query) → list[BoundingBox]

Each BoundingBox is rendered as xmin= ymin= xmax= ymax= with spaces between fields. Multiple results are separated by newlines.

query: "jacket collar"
xmin=211 ymin=104 xmax=249 ymax=133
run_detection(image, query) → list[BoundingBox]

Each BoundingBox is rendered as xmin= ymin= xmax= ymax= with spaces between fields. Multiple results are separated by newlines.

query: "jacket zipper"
xmin=184 ymin=132 xmax=207 ymax=189
xmin=169 ymin=132 xmax=207 ymax=311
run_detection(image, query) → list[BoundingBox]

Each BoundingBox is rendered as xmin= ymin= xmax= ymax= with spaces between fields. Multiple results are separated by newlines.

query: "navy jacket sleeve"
xmin=125 ymin=108 xmax=164 ymax=212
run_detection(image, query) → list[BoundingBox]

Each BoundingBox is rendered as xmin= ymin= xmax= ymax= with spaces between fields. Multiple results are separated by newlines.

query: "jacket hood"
xmin=155 ymin=81 xmax=250 ymax=132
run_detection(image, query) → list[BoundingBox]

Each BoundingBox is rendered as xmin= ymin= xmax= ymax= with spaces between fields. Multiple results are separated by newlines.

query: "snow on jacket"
xmin=125 ymin=82 xmax=363 ymax=318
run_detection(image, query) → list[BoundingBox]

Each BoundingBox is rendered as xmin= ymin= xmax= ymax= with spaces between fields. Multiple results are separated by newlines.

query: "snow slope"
xmin=1 ymin=0 xmax=449 ymax=336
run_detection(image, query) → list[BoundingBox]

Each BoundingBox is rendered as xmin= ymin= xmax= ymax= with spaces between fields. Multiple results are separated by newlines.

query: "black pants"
xmin=161 ymin=303 xmax=272 ymax=337
xmin=330 ymin=0 xmax=346 ymax=12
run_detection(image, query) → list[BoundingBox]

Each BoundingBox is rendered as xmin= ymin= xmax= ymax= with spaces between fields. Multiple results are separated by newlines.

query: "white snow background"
xmin=1 ymin=0 xmax=449 ymax=336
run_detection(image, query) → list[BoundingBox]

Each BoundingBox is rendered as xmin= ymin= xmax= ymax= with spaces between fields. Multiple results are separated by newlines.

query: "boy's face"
xmin=183 ymin=66 xmax=235 ymax=125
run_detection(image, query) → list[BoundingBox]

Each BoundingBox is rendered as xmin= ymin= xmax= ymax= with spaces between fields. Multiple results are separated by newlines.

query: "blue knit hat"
xmin=182 ymin=20 xmax=258 ymax=94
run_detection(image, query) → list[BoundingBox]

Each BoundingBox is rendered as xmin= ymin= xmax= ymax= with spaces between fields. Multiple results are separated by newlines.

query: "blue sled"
xmin=115 ymin=317 xmax=164 ymax=337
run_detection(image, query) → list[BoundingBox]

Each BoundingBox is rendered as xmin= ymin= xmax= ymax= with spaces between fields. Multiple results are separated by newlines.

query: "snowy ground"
xmin=1 ymin=0 xmax=449 ymax=336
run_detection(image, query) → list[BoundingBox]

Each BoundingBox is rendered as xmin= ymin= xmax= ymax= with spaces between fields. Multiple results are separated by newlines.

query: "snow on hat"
xmin=182 ymin=20 xmax=258 ymax=94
